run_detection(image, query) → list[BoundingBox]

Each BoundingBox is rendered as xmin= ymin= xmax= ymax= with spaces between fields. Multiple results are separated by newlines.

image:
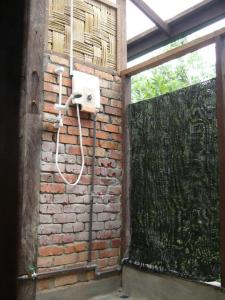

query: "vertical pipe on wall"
xmin=88 ymin=115 xmax=97 ymax=263
xmin=216 ymin=36 xmax=225 ymax=288
xmin=70 ymin=0 xmax=74 ymax=76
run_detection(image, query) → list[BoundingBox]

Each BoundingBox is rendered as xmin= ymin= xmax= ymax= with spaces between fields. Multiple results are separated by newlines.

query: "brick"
xmin=41 ymin=173 xmax=53 ymax=183
xmin=97 ymin=230 xmax=112 ymax=239
xmin=55 ymin=274 xmax=78 ymax=287
xmin=50 ymin=55 xmax=69 ymax=66
xmin=40 ymin=214 xmax=52 ymax=224
xmin=112 ymin=239 xmax=121 ymax=248
xmin=100 ymin=79 xmax=111 ymax=88
xmin=53 ymin=213 xmax=76 ymax=223
xmin=97 ymin=113 xmax=109 ymax=123
xmin=93 ymin=204 xmax=105 ymax=213
xmin=77 ymin=213 xmax=89 ymax=222
xmin=37 ymin=279 xmax=50 ymax=291
xmin=68 ymin=195 xmax=88 ymax=204
xmin=88 ymin=147 xmax=105 ymax=157
xmin=66 ymin=145 xmax=87 ymax=155
xmin=40 ymin=204 xmax=63 ymax=214
xmin=105 ymin=220 xmax=121 ymax=230
xmin=68 ymin=126 xmax=89 ymax=136
xmin=108 ymin=185 xmax=121 ymax=195
xmin=110 ymin=99 xmax=122 ymax=108
xmin=101 ymin=88 xmax=120 ymax=99
xmin=42 ymin=132 xmax=53 ymax=141
xmin=92 ymin=222 xmax=104 ymax=231
xmin=99 ymin=140 xmax=119 ymax=149
xmin=42 ymin=141 xmax=56 ymax=152
xmin=109 ymin=150 xmax=121 ymax=160
xmin=55 ymin=173 xmax=77 ymax=183
xmin=44 ymin=82 xmax=66 ymax=94
xmin=77 ymin=251 xmax=88 ymax=262
xmin=75 ymin=63 xmax=94 ymax=74
xmin=99 ymin=248 xmax=119 ymax=259
xmin=98 ymin=213 xmax=111 ymax=221
xmin=105 ymin=203 xmax=120 ymax=213
xmin=54 ymin=254 xmax=77 ymax=266
xmin=97 ymin=258 xmax=109 ymax=269
xmin=111 ymin=133 xmax=122 ymax=142
xmin=90 ymin=130 xmax=109 ymax=140
xmin=92 ymin=240 xmax=108 ymax=250
xmin=39 ymin=246 xmax=63 ymax=257
xmin=74 ymin=231 xmax=89 ymax=241
xmin=95 ymin=70 xmax=113 ymax=81
xmin=43 ymin=102 xmax=57 ymax=114
xmin=111 ymin=116 xmax=121 ymax=125
xmin=63 ymin=116 xmax=76 ymax=126
xmin=44 ymin=73 xmax=57 ymax=84
xmin=37 ymin=257 xmax=53 ymax=268
xmin=41 ymin=162 xmax=65 ymax=173
xmin=63 ymin=222 xmax=84 ymax=233
xmin=44 ymin=91 xmax=57 ymax=103
xmin=101 ymin=123 xmax=119 ymax=133
xmin=40 ymin=194 xmax=54 ymax=204
xmin=41 ymin=152 xmax=53 ymax=162
xmin=79 ymin=175 xmax=91 ymax=185
xmin=54 ymin=194 xmax=69 ymax=204
xmin=38 ymin=224 xmax=61 ymax=234
xmin=64 ymin=204 xmax=86 ymax=213
xmin=59 ymin=134 xmax=77 ymax=144
xmin=41 ymin=183 xmax=65 ymax=194
xmin=105 ymin=105 xmax=122 ymax=116
xmin=82 ymin=137 xmax=95 ymax=146
xmin=74 ymin=242 xmax=87 ymax=252
xmin=100 ymin=96 xmax=109 ymax=105
xmin=62 ymin=77 xmax=72 ymax=87
xmin=108 ymin=256 xmax=119 ymax=266
xmin=97 ymin=158 xmax=116 ymax=168
xmin=66 ymin=185 xmax=88 ymax=195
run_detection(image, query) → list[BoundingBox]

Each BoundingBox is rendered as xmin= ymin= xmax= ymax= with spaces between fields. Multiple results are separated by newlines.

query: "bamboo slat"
xmin=48 ymin=0 xmax=116 ymax=69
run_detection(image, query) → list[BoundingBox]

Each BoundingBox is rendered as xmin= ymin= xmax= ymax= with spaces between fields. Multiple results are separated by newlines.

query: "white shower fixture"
xmin=72 ymin=70 xmax=101 ymax=112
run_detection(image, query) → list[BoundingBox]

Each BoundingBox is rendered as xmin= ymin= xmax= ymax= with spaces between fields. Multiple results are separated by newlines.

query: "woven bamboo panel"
xmin=48 ymin=0 xmax=117 ymax=69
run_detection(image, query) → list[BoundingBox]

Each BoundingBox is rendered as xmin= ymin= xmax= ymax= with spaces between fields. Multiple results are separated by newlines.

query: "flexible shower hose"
xmin=55 ymin=103 xmax=85 ymax=186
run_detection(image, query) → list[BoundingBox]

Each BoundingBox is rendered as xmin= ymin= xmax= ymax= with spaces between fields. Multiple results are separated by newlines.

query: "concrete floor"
xmin=89 ymin=288 xmax=145 ymax=300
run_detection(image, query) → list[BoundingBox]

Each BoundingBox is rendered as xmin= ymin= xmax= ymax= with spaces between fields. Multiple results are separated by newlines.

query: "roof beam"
xmin=122 ymin=27 xmax=225 ymax=77
xmin=130 ymin=0 xmax=170 ymax=35
xmin=128 ymin=0 xmax=225 ymax=61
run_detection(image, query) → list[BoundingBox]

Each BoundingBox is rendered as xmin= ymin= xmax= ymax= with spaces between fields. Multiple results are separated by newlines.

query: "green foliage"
xmin=131 ymin=40 xmax=215 ymax=102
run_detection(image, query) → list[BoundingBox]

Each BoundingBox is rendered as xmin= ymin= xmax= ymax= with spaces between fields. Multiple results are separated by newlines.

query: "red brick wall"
xmin=37 ymin=54 xmax=122 ymax=290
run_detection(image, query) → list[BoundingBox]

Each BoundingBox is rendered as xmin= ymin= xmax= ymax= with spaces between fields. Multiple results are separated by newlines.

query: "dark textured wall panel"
xmin=128 ymin=79 xmax=220 ymax=281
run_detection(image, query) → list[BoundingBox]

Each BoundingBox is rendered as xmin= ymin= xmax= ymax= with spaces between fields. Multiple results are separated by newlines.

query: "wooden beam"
xmin=128 ymin=0 xmax=225 ymax=61
xmin=216 ymin=36 xmax=225 ymax=288
xmin=17 ymin=0 xmax=46 ymax=299
xmin=117 ymin=0 xmax=127 ymax=71
xmin=130 ymin=0 xmax=170 ymax=35
xmin=121 ymin=75 xmax=131 ymax=259
xmin=122 ymin=27 xmax=225 ymax=77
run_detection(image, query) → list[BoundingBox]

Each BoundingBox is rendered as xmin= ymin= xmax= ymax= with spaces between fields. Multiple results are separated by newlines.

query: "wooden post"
xmin=17 ymin=1 xmax=46 ymax=299
xmin=216 ymin=35 xmax=225 ymax=288
xmin=121 ymin=75 xmax=131 ymax=259
xmin=117 ymin=0 xmax=131 ymax=260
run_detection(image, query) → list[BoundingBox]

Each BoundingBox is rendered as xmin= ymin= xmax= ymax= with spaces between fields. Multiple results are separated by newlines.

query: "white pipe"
xmin=70 ymin=0 xmax=74 ymax=76
xmin=55 ymin=103 xmax=85 ymax=186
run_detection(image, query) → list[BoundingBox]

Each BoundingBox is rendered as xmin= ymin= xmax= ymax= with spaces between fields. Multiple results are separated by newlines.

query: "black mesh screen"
xmin=128 ymin=79 xmax=220 ymax=281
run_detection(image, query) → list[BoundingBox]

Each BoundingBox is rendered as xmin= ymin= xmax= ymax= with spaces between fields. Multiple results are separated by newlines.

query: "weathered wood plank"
xmin=17 ymin=0 xmax=46 ymax=299
xmin=122 ymin=27 xmax=225 ymax=77
xmin=216 ymin=36 xmax=225 ymax=288
xmin=117 ymin=0 xmax=127 ymax=72
xmin=121 ymin=75 xmax=131 ymax=259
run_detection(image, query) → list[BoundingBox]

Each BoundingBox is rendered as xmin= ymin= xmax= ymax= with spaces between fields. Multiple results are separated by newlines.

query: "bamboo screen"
xmin=48 ymin=0 xmax=117 ymax=69
xmin=127 ymin=79 xmax=220 ymax=281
